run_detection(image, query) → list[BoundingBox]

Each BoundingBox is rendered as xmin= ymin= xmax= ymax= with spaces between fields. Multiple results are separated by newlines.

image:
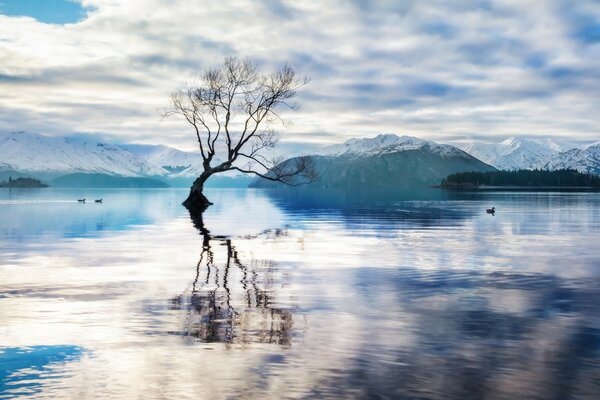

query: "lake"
xmin=1 ymin=188 xmax=599 ymax=399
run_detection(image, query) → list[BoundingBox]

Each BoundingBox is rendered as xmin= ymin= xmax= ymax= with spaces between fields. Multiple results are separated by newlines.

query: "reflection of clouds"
xmin=292 ymin=269 xmax=600 ymax=399
xmin=0 ymin=191 xmax=599 ymax=398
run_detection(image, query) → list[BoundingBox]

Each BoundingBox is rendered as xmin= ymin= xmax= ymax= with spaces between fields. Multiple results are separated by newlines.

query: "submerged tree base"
xmin=182 ymin=174 xmax=213 ymax=214
xmin=182 ymin=189 xmax=213 ymax=214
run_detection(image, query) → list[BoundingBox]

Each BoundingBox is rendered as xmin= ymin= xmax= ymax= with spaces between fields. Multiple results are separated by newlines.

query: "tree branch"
xmin=160 ymin=57 xmax=313 ymax=190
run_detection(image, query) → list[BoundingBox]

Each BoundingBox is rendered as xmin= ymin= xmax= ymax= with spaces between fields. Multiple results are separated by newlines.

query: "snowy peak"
xmin=321 ymin=133 xmax=600 ymax=175
xmin=544 ymin=144 xmax=600 ymax=175
xmin=0 ymin=131 xmax=203 ymax=178
xmin=458 ymin=136 xmax=576 ymax=171
xmin=120 ymin=144 xmax=204 ymax=175
xmin=584 ymin=141 xmax=600 ymax=150
xmin=458 ymin=136 xmax=600 ymax=174
xmin=320 ymin=133 xmax=468 ymax=159
xmin=0 ymin=131 xmax=157 ymax=177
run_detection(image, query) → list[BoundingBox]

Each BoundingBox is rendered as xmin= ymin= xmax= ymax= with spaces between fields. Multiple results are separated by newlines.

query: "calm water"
xmin=1 ymin=188 xmax=599 ymax=399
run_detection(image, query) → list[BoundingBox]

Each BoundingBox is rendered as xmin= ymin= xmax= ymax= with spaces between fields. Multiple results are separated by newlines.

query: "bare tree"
xmin=161 ymin=57 xmax=316 ymax=212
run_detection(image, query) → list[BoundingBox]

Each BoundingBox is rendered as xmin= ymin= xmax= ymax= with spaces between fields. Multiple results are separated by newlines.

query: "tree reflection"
xmin=169 ymin=211 xmax=294 ymax=346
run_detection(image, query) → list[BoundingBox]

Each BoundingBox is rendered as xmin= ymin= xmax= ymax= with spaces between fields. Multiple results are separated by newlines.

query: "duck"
xmin=94 ymin=199 xmax=103 ymax=203
xmin=77 ymin=198 xmax=86 ymax=203
xmin=486 ymin=207 xmax=495 ymax=214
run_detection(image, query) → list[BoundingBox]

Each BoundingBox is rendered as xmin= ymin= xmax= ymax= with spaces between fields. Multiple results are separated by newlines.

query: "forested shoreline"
xmin=441 ymin=169 xmax=600 ymax=189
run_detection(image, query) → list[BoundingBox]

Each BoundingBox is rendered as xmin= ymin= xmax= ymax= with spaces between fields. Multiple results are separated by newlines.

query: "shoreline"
xmin=437 ymin=185 xmax=600 ymax=192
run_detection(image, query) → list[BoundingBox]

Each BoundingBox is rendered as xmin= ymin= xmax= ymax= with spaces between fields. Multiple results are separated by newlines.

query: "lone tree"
xmin=161 ymin=57 xmax=315 ymax=212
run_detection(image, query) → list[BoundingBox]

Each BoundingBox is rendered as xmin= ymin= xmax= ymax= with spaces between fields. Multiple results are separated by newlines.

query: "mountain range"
xmin=0 ymin=131 xmax=201 ymax=179
xmin=1 ymin=131 xmax=598 ymax=188
xmin=458 ymin=137 xmax=600 ymax=174
xmin=0 ymin=131 xmax=251 ymax=187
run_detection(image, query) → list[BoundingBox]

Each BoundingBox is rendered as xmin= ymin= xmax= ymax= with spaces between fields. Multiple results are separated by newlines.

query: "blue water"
xmin=1 ymin=188 xmax=599 ymax=399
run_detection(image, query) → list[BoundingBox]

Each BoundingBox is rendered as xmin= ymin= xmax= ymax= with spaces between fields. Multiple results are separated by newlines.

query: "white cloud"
xmin=0 ymin=0 xmax=598 ymax=151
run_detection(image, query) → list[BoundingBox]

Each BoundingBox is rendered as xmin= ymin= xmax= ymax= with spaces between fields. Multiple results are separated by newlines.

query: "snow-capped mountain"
xmin=119 ymin=144 xmax=205 ymax=176
xmin=543 ymin=143 xmax=600 ymax=175
xmin=0 ymin=131 xmax=203 ymax=178
xmin=4 ymin=131 xmax=598 ymax=186
xmin=316 ymin=133 xmax=600 ymax=176
xmin=458 ymin=136 xmax=600 ymax=174
xmin=458 ymin=137 xmax=575 ymax=171
xmin=253 ymin=133 xmax=495 ymax=189
xmin=319 ymin=133 xmax=470 ymax=159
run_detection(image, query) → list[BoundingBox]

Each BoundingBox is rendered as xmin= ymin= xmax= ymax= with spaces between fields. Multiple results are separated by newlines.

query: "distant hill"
xmin=251 ymin=134 xmax=496 ymax=189
xmin=0 ymin=177 xmax=48 ymax=188
xmin=441 ymin=169 xmax=600 ymax=189
xmin=51 ymin=173 xmax=169 ymax=188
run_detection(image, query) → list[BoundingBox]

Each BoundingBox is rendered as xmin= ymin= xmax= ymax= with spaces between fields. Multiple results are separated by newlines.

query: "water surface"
xmin=1 ymin=188 xmax=599 ymax=399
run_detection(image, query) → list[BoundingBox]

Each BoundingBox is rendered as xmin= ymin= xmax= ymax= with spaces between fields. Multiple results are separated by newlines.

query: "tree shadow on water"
xmin=168 ymin=210 xmax=294 ymax=347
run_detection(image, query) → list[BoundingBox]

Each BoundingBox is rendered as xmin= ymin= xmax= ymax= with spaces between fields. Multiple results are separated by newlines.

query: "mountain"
xmin=0 ymin=131 xmax=163 ymax=178
xmin=119 ymin=144 xmax=204 ymax=176
xmin=319 ymin=133 xmax=469 ymax=159
xmin=458 ymin=137 xmax=574 ymax=171
xmin=251 ymin=134 xmax=496 ymax=189
xmin=0 ymin=131 xmax=245 ymax=187
xmin=543 ymin=143 xmax=600 ymax=175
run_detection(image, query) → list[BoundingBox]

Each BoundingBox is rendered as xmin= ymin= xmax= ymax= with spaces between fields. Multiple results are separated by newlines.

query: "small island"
xmin=441 ymin=169 xmax=600 ymax=190
xmin=0 ymin=177 xmax=48 ymax=188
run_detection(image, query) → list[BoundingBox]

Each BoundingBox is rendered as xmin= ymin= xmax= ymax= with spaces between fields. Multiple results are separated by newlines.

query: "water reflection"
xmin=169 ymin=211 xmax=295 ymax=346
xmin=315 ymin=268 xmax=600 ymax=399
xmin=1 ymin=189 xmax=600 ymax=399
xmin=264 ymin=187 xmax=477 ymax=232
xmin=0 ymin=345 xmax=85 ymax=399
xmin=0 ymin=188 xmax=186 ymax=241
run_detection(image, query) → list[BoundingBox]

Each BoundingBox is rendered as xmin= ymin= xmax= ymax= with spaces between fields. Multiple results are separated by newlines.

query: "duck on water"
xmin=486 ymin=207 xmax=496 ymax=215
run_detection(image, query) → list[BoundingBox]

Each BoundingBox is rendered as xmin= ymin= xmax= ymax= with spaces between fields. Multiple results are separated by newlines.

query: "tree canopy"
xmin=161 ymin=57 xmax=316 ymax=210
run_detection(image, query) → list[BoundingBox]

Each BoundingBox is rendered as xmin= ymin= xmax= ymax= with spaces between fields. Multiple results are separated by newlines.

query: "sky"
xmin=0 ymin=0 xmax=599 ymax=152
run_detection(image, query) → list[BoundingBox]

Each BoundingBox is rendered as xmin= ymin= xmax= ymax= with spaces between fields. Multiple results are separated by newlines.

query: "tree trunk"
xmin=182 ymin=172 xmax=213 ymax=213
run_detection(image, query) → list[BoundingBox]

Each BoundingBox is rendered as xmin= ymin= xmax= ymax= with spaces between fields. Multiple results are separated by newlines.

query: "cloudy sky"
xmin=0 ymin=0 xmax=599 ymax=152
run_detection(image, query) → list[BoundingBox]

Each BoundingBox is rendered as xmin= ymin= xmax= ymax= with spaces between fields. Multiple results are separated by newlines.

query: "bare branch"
xmin=161 ymin=57 xmax=314 ymax=207
xmin=228 ymin=156 xmax=318 ymax=186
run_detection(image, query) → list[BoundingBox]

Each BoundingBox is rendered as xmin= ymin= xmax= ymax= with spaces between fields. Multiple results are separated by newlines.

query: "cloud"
xmin=0 ymin=0 xmax=599 ymax=152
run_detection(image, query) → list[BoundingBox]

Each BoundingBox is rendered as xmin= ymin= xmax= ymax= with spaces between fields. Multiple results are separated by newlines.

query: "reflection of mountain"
xmin=262 ymin=187 xmax=478 ymax=229
xmin=169 ymin=212 xmax=295 ymax=346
